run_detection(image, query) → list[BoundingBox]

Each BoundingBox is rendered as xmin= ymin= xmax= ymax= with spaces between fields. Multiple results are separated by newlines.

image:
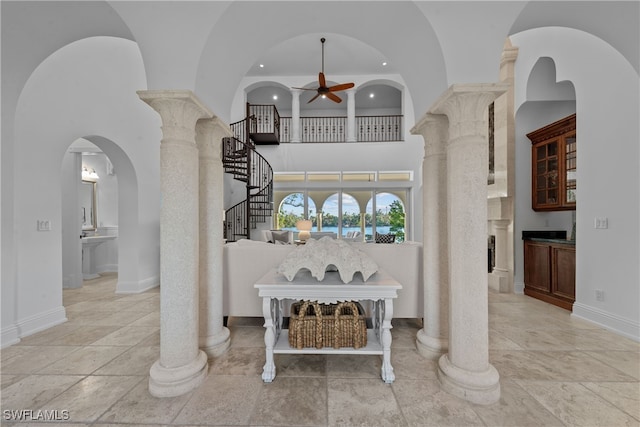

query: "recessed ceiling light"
xmin=259 ymin=64 xmax=265 ymax=68
xmin=382 ymin=62 xmax=387 ymax=66
xmin=369 ymin=93 xmax=375 ymax=98
xmin=273 ymin=95 xmax=278 ymax=100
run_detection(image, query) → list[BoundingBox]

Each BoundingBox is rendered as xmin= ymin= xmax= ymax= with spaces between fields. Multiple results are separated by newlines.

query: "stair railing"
xmin=222 ymin=115 xmax=274 ymax=242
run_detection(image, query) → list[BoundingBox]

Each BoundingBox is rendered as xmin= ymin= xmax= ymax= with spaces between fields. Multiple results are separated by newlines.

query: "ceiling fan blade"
xmin=328 ymin=82 xmax=355 ymax=92
xmin=307 ymin=93 xmax=321 ymax=104
xmin=292 ymin=87 xmax=318 ymax=90
xmin=318 ymin=72 xmax=326 ymax=88
xmin=326 ymin=92 xmax=342 ymax=103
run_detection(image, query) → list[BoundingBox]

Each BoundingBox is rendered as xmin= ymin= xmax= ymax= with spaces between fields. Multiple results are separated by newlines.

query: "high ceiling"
xmin=246 ymin=33 xmax=393 ymax=78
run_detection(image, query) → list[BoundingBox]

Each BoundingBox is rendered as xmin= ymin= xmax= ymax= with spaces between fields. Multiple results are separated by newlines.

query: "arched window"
xmin=278 ymin=192 xmax=317 ymax=230
xmin=366 ymin=192 xmax=405 ymax=242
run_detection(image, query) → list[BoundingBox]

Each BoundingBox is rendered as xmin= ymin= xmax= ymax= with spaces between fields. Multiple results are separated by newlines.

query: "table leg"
xmin=380 ymin=298 xmax=395 ymax=383
xmin=261 ymin=297 xmax=276 ymax=382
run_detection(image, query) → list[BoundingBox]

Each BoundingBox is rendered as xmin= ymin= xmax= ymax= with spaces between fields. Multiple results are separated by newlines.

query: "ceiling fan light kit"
xmin=292 ymin=37 xmax=355 ymax=104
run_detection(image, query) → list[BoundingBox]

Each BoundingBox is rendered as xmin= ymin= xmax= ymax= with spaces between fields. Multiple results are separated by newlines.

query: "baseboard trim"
xmin=1 ymin=324 xmax=21 ymax=349
xmin=16 ymin=306 xmax=68 ymax=340
xmin=514 ymin=280 xmax=525 ymax=294
xmin=116 ymin=275 xmax=159 ymax=294
xmin=572 ymin=302 xmax=640 ymax=342
xmin=97 ymin=264 xmax=118 ymax=273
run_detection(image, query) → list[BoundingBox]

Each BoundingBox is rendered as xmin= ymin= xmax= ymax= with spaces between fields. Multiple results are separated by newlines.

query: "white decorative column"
xmin=196 ymin=117 xmax=232 ymax=358
xmin=346 ymin=89 xmax=356 ymax=142
xmin=430 ymin=84 xmax=507 ymax=405
xmin=138 ymin=90 xmax=212 ymax=398
xmin=291 ymin=88 xmax=301 ymax=143
xmin=411 ymin=113 xmax=449 ymax=360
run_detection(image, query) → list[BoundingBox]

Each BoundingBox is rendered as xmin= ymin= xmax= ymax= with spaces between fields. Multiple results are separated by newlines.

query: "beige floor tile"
xmin=1 ymin=374 xmax=27 ymax=390
xmin=228 ymin=325 xmax=266 ymax=348
xmin=490 ymin=350 xmax=637 ymax=382
xmin=50 ymin=325 xmax=122 ymax=346
xmin=40 ymin=375 xmax=142 ymax=423
xmin=392 ymin=378 xmax=484 ymax=426
xmin=89 ymin=326 xmax=158 ymax=346
xmin=14 ymin=323 xmax=82 ymax=346
xmin=37 ymin=346 xmax=128 ymax=375
xmin=93 ymin=345 xmax=159 ymax=375
xmin=97 ymin=379 xmax=191 ymax=424
xmin=174 ymin=375 xmax=261 ymax=425
xmin=128 ymin=311 xmax=160 ymax=327
xmin=326 ymin=353 xmax=381 ymax=378
xmin=471 ymin=379 xmax=564 ymax=426
xmin=584 ymin=350 xmax=640 ymax=380
xmin=207 ymin=347 xmax=265 ymax=376
xmin=328 ymin=378 xmax=405 ymax=426
xmin=1 ymin=374 xmax=83 ymax=410
xmin=390 ymin=348 xmax=438 ymax=380
xmin=391 ymin=325 xmax=420 ymax=349
xmin=251 ymin=376 xmax=327 ymax=426
xmin=582 ymin=381 xmax=640 ymax=421
xmin=519 ymin=380 xmax=640 ymax=426
xmin=1 ymin=346 xmax=81 ymax=374
xmin=275 ymin=353 xmax=326 ymax=377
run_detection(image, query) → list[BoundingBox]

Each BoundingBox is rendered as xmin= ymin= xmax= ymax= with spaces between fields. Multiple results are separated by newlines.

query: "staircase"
xmin=222 ymin=104 xmax=276 ymax=242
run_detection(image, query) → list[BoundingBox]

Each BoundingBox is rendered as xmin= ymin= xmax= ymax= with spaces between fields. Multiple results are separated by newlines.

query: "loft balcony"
xmin=234 ymin=103 xmax=403 ymax=144
xmin=279 ymin=115 xmax=402 ymax=143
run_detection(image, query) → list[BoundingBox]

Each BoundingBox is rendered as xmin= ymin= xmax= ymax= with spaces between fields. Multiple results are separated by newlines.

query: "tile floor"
xmin=1 ymin=272 xmax=638 ymax=426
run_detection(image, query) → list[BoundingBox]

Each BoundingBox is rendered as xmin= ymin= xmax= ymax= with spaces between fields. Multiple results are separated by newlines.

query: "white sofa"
xmin=223 ymin=239 xmax=423 ymax=318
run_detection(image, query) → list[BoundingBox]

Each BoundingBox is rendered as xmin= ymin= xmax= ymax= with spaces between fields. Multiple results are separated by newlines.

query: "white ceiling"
xmin=246 ymin=33 xmax=393 ymax=78
xmin=245 ymin=33 xmax=400 ymax=111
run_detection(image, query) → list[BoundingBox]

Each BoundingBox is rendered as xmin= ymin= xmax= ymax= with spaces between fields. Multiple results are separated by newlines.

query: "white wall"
xmin=61 ymin=151 xmax=82 ymax=289
xmin=512 ymin=27 xmax=640 ymax=340
xmin=4 ymin=36 xmax=161 ymax=345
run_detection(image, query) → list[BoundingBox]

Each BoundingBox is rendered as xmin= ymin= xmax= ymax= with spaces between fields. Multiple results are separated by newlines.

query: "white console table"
xmin=254 ymin=268 xmax=402 ymax=383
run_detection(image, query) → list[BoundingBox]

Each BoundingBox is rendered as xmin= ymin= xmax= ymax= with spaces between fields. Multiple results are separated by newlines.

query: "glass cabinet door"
xmin=565 ymin=134 xmax=576 ymax=204
xmin=534 ymin=140 xmax=559 ymax=208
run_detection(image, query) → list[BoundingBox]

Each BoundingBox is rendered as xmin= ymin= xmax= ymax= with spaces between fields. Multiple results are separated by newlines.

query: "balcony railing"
xmin=280 ymin=115 xmax=402 ymax=143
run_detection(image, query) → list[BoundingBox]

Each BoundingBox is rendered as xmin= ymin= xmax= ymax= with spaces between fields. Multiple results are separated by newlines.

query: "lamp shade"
xmin=296 ymin=219 xmax=313 ymax=240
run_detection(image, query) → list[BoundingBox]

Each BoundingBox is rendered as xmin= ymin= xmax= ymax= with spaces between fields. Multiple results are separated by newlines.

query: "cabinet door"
xmin=552 ymin=246 xmax=576 ymax=301
xmin=564 ymin=133 xmax=577 ymax=207
xmin=532 ymin=140 xmax=560 ymax=210
xmin=524 ymin=242 xmax=551 ymax=292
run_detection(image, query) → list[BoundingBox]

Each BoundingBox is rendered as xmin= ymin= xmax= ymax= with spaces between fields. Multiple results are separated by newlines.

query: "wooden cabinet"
xmin=527 ymin=114 xmax=576 ymax=211
xmin=523 ymin=239 xmax=575 ymax=310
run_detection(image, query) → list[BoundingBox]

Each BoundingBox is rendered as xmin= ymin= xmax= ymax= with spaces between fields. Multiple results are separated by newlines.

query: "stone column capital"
xmin=290 ymin=88 xmax=302 ymax=96
xmin=429 ymin=84 xmax=508 ymax=141
xmin=196 ymin=117 xmax=233 ymax=161
xmin=411 ymin=113 xmax=449 ymax=157
xmin=138 ymin=90 xmax=213 ymax=143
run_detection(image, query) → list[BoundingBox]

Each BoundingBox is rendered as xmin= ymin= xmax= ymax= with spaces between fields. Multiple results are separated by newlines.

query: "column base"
xmin=149 ymin=350 xmax=208 ymax=398
xmin=416 ymin=329 xmax=448 ymax=360
xmin=488 ymin=268 xmax=510 ymax=293
xmin=200 ymin=327 xmax=231 ymax=358
xmin=437 ymin=354 xmax=500 ymax=405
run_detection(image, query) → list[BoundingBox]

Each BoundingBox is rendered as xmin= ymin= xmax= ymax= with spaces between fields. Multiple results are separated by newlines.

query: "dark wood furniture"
xmin=523 ymin=238 xmax=575 ymax=311
xmin=527 ymin=114 xmax=576 ymax=211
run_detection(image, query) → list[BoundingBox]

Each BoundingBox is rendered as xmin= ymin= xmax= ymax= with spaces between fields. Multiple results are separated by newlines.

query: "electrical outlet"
xmin=594 ymin=217 xmax=608 ymax=229
xmin=595 ymin=289 xmax=605 ymax=302
xmin=37 ymin=220 xmax=52 ymax=231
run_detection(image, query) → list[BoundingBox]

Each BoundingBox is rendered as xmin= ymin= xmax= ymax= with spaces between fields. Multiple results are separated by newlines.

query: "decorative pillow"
xmin=375 ymin=232 xmax=396 ymax=244
xmin=270 ymin=230 xmax=290 ymax=244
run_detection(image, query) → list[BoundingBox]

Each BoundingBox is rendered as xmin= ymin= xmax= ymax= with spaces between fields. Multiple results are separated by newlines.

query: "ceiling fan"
xmin=293 ymin=37 xmax=355 ymax=104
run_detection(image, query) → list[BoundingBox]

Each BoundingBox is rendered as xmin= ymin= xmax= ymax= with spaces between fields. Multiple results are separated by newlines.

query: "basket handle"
xmin=332 ymin=301 xmax=363 ymax=349
xmin=295 ymin=300 xmax=323 ymax=349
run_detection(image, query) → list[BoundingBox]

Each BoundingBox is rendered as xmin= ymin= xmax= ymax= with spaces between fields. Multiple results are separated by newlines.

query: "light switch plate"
xmin=594 ymin=217 xmax=608 ymax=229
xmin=37 ymin=220 xmax=52 ymax=231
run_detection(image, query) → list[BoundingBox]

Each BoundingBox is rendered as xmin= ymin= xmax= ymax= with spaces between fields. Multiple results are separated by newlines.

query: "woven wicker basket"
xmin=288 ymin=300 xmax=367 ymax=350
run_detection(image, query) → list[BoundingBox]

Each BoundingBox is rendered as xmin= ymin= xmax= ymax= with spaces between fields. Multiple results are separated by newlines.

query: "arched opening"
xmin=61 ymin=135 xmax=139 ymax=295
